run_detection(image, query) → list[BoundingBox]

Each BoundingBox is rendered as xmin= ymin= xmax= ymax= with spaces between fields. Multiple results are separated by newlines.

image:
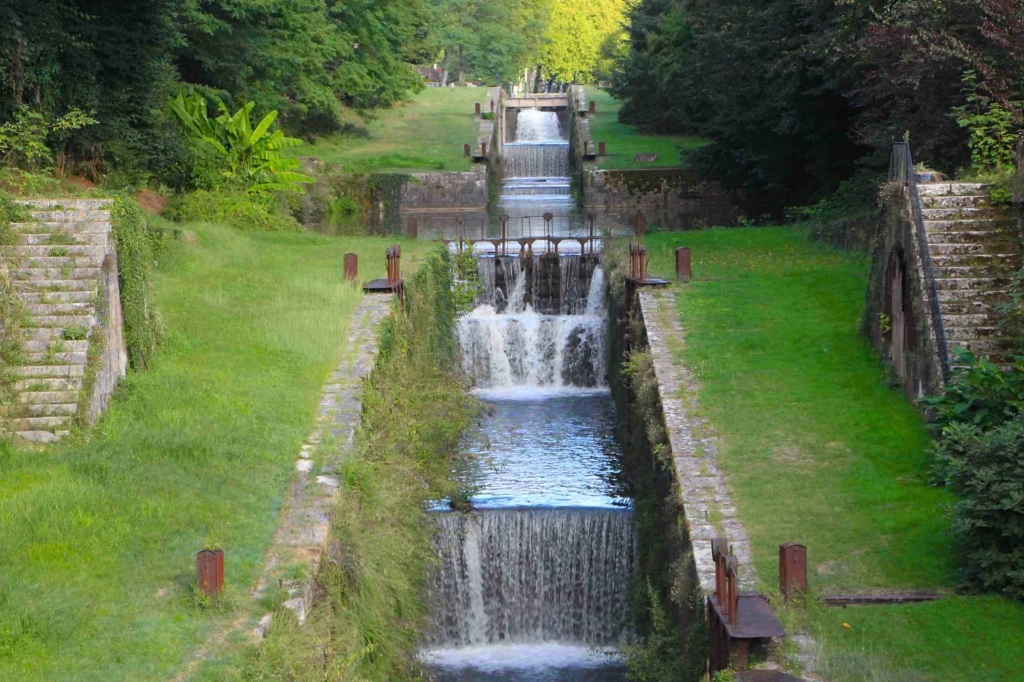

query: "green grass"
xmin=643 ymin=226 xmax=1024 ymax=680
xmin=0 ymin=223 xmax=427 ymax=680
xmin=292 ymin=88 xmax=483 ymax=173
xmin=585 ymin=88 xmax=706 ymax=170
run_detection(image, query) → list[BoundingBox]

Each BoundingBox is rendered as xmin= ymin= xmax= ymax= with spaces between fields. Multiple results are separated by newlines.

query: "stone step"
xmin=24 ymin=302 xmax=95 ymax=316
xmin=23 ymin=279 xmax=99 ymax=292
xmin=948 ymin=339 xmax=1008 ymax=356
xmin=917 ymin=182 xmax=986 ymax=196
xmin=14 ymin=267 xmax=103 ymax=281
xmin=8 ymin=416 xmax=72 ymax=430
xmin=19 ymin=391 xmax=80 ymax=406
xmin=3 ymin=244 xmax=107 ymax=258
xmin=941 ymin=313 xmax=993 ymax=327
xmin=24 ymin=350 xmax=88 ymax=364
xmin=15 ymin=430 xmax=68 ymax=443
xmin=939 ymin=299 xmax=999 ymax=315
xmin=934 ymin=277 xmax=1007 ymax=291
xmin=934 ymin=266 xmax=997 ymax=279
xmin=21 ymin=232 xmax=108 ymax=246
xmin=26 ymin=315 xmax=96 ymax=329
xmin=11 ymin=220 xmax=110 ymax=234
xmin=16 ymin=291 xmax=96 ymax=304
xmin=921 ymin=207 xmax=999 ymax=220
xmin=23 ymin=340 xmax=90 ymax=353
xmin=25 ymin=209 xmax=111 ymax=222
xmin=919 ymin=194 xmax=989 ymax=209
xmin=924 ymin=220 xmax=1009 ymax=233
xmin=931 ymin=254 xmax=1018 ymax=269
xmin=945 ymin=326 xmax=997 ymax=340
xmin=936 ymin=288 xmax=1008 ymax=302
xmin=14 ymin=365 xmax=86 ymax=378
xmin=925 ymin=230 xmax=1016 ymax=244
xmin=15 ymin=199 xmax=112 ymax=210
xmin=21 ymin=256 xmax=104 ymax=269
xmin=928 ymin=243 xmax=1010 ymax=256
xmin=14 ymin=377 xmax=83 ymax=392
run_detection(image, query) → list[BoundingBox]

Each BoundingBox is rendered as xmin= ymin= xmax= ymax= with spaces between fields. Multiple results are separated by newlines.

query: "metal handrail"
xmin=889 ymin=142 xmax=951 ymax=381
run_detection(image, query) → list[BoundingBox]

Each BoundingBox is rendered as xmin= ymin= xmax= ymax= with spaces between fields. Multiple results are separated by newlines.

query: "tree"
xmin=537 ymin=0 xmax=627 ymax=84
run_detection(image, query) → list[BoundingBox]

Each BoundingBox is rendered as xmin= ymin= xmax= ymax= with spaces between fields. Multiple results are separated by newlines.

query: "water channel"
xmin=421 ymin=231 xmax=634 ymax=679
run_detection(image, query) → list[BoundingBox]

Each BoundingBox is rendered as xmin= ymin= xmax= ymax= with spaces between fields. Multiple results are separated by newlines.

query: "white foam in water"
xmin=421 ymin=643 xmax=621 ymax=671
xmin=515 ymin=109 xmax=563 ymax=142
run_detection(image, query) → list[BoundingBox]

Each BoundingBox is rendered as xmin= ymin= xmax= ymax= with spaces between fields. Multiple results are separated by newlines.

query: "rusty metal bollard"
xmin=584 ymin=140 xmax=589 ymax=156
xmin=481 ymin=142 xmax=487 ymax=157
xmin=490 ymin=100 xmax=495 ymax=113
xmin=475 ymin=102 xmax=481 ymax=116
xmin=635 ymin=212 xmax=647 ymax=242
xmin=639 ymin=245 xmax=648 ymax=282
xmin=543 ymin=212 xmax=553 ymax=253
xmin=587 ymin=212 xmax=596 ymax=253
xmin=196 ymin=549 xmax=224 ymax=597
xmin=464 ymin=143 xmax=471 ymax=157
xmin=407 ymin=216 xmax=418 ymax=239
xmin=588 ymin=100 xmax=596 ymax=115
xmin=343 ymin=253 xmax=358 ymax=282
xmin=598 ymin=141 xmax=606 ymax=157
xmin=779 ymin=542 xmax=808 ymax=601
xmin=629 ymin=242 xmax=639 ymax=279
xmin=676 ymin=247 xmax=691 ymax=282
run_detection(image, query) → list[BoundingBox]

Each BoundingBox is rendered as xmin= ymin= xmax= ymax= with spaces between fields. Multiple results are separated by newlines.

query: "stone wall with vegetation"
xmin=863 ymin=184 xmax=944 ymax=400
xmin=604 ymin=244 xmax=709 ymax=682
xmin=584 ymin=169 xmax=742 ymax=225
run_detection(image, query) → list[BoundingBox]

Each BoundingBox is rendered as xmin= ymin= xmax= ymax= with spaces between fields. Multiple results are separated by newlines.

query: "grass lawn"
xmin=643 ymin=227 xmax=1024 ymax=680
xmin=585 ymin=88 xmax=706 ymax=170
xmin=0 ymin=222 xmax=426 ymax=680
xmin=292 ymin=87 xmax=482 ymax=174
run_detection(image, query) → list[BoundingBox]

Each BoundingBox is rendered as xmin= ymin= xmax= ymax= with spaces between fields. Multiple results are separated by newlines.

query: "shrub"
xmin=111 ymin=194 xmax=164 ymax=370
xmin=0 ymin=107 xmax=97 ymax=170
xmin=921 ymin=349 xmax=1024 ymax=430
xmin=165 ymin=190 xmax=302 ymax=232
xmin=932 ymin=416 xmax=1024 ymax=599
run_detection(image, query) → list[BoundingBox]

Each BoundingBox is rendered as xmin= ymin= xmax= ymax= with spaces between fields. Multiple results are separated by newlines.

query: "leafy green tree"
xmin=537 ymin=0 xmax=627 ymax=84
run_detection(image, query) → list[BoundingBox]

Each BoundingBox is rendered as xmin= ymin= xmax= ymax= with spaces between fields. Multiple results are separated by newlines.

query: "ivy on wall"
xmin=110 ymin=194 xmax=164 ymax=370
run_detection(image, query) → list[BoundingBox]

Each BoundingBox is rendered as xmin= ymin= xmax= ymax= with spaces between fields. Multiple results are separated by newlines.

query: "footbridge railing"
xmin=889 ymin=141 xmax=951 ymax=381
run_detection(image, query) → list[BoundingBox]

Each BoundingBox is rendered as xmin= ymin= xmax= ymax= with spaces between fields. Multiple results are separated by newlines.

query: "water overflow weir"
xmin=422 ymin=245 xmax=635 ymax=679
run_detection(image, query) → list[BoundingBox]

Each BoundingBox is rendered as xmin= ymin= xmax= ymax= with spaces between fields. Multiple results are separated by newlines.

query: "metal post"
xmin=676 ymin=247 xmax=691 ymax=282
xmin=196 ymin=549 xmax=224 ymax=597
xmin=407 ymin=216 xmax=418 ymax=239
xmin=464 ymin=143 xmax=471 ymax=157
xmin=475 ymin=102 xmax=481 ymax=116
xmin=456 ymin=216 xmax=465 ymax=253
xmin=635 ymin=212 xmax=647 ymax=242
xmin=726 ymin=556 xmax=740 ymax=626
xmin=779 ymin=542 xmax=808 ymax=602
xmin=588 ymin=100 xmax=595 ymax=115
xmin=500 ymin=214 xmax=509 ymax=255
xmin=343 ymin=253 xmax=358 ymax=281
xmin=587 ymin=212 xmax=596 ymax=254
xmin=481 ymin=142 xmax=487 ymax=157
xmin=543 ymin=212 xmax=553 ymax=254
xmin=598 ymin=141 xmax=606 ymax=157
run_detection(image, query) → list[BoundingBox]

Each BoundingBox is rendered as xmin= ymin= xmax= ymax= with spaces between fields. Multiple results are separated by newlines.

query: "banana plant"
xmin=170 ymin=90 xmax=315 ymax=194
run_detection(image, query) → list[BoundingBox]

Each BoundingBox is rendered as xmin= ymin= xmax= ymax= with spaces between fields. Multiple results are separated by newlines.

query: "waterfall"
xmin=457 ymin=261 xmax=607 ymax=389
xmin=516 ymin=109 xmax=563 ymax=141
xmin=502 ymin=144 xmax=570 ymax=178
xmin=427 ymin=508 xmax=636 ymax=648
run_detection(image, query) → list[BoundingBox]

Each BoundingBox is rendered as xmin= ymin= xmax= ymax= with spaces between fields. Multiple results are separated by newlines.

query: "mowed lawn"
xmin=585 ymin=88 xmax=706 ymax=170
xmin=644 ymin=227 xmax=1024 ymax=681
xmin=0 ymin=223 xmax=426 ymax=680
xmin=293 ymin=87 xmax=482 ymax=173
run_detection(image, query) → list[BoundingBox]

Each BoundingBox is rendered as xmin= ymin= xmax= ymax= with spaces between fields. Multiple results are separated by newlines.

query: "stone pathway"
xmin=638 ymin=289 xmax=756 ymax=591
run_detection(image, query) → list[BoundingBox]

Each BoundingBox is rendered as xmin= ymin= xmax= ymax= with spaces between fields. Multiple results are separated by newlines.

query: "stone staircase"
xmin=919 ymin=182 xmax=1023 ymax=363
xmin=3 ymin=199 xmax=124 ymax=442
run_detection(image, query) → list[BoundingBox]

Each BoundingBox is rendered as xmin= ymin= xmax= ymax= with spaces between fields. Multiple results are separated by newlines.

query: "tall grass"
xmin=240 ymin=247 xmax=479 ymax=680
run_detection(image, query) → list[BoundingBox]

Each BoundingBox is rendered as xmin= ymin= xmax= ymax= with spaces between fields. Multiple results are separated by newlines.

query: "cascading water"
xmin=424 ymin=255 xmax=633 ymax=680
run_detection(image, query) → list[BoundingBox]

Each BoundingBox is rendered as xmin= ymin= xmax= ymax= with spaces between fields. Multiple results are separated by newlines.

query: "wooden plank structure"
xmin=708 ymin=538 xmax=785 ymax=674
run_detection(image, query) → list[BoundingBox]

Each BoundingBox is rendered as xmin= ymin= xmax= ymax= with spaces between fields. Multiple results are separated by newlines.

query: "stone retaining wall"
xmin=584 ymin=169 xmax=743 ymax=226
xmin=399 ymin=170 xmax=488 ymax=210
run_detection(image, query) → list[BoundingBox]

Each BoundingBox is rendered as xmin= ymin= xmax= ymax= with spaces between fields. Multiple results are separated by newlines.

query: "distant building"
xmin=418 ymin=65 xmax=445 ymax=88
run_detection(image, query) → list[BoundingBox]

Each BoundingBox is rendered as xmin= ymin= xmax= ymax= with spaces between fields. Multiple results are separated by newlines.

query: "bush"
xmin=111 ymin=194 xmax=164 ymax=370
xmin=921 ymin=349 xmax=1024 ymax=430
xmin=933 ymin=416 xmax=1024 ymax=599
xmin=165 ymin=190 xmax=302 ymax=232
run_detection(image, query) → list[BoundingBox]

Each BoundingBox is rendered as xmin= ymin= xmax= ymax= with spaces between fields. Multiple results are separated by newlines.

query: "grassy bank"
xmin=292 ymin=88 xmax=482 ymax=174
xmin=238 ymin=248 xmax=479 ymax=680
xmin=641 ymin=227 xmax=1024 ymax=680
xmin=585 ymin=88 xmax=706 ymax=170
xmin=0 ymin=222 xmax=426 ymax=680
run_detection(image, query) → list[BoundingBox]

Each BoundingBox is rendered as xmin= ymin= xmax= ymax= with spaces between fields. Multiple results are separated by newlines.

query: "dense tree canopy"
xmin=612 ymin=0 xmax=1024 ymax=214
